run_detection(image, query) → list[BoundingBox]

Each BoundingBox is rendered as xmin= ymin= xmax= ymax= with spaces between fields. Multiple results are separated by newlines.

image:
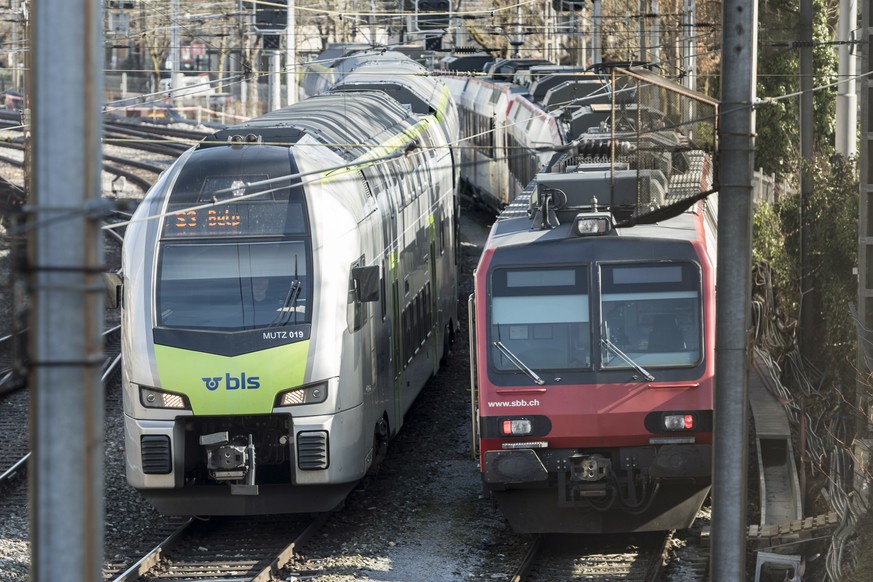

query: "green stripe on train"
xmin=154 ymin=341 xmax=310 ymax=415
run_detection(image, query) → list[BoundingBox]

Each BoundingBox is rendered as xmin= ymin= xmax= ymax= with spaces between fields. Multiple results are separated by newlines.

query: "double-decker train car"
xmin=441 ymin=57 xmax=612 ymax=213
xmin=302 ymin=50 xmax=611 ymax=214
xmin=118 ymin=51 xmax=459 ymax=515
xmin=469 ymin=71 xmax=719 ymax=533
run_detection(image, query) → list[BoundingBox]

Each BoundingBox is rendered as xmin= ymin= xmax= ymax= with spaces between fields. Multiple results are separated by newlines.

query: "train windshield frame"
xmin=486 ymin=260 xmax=703 ymax=378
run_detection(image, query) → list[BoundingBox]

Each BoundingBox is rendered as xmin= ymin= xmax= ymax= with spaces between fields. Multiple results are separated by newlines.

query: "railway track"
xmin=0 ymin=330 xmax=26 ymax=397
xmin=0 ymin=383 xmax=29 ymax=491
xmin=0 ymin=111 xmax=213 ymax=199
xmin=105 ymin=513 xmax=328 ymax=582
xmin=509 ymin=531 xmax=673 ymax=581
xmin=0 ymin=325 xmax=123 ymax=493
xmin=0 ymin=137 xmax=168 ymax=194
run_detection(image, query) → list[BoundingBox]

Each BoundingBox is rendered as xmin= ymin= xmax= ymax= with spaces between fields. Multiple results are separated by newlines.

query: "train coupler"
xmin=199 ymin=431 xmax=259 ymax=496
xmin=569 ymin=453 xmax=611 ymax=482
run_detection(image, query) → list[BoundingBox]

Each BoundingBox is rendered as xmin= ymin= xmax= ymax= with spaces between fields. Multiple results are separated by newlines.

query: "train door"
xmin=363 ymin=165 xmax=402 ymax=435
xmin=468 ymin=292 xmax=479 ymax=459
xmin=348 ymin=255 xmax=374 ymax=392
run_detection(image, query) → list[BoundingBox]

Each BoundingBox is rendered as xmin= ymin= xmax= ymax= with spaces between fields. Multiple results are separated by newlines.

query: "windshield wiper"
xmin=271 ymin=280 xmax=301 ymax=326
xmin=493 ymin=341 xmax=545 ymax=385
xmin=600 ymin=337 xmax=655 ymax=381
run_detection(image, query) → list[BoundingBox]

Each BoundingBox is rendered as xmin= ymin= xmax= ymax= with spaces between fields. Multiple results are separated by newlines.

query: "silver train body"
xmin=120 ymin=52 xmax=460 ymax=515
xmin=440 ymin=57 xmax=613 ymax=213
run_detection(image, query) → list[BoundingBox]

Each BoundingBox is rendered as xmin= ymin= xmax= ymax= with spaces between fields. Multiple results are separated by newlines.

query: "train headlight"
xmin=500 ymin=418 xmax=533 ymax=436
xmin=663 ymin=413 xmax=695 ymax=430
xmin=276 ymin=381 xmax=328 ymax=407
xmin=139 ymin=386 xmax=191 ymax=409
xmin=571 ymin=214 xmax=612 ymax=237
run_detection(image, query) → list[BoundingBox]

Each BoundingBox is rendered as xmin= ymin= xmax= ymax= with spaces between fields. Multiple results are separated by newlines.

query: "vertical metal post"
xmin=639 ymin=0 xmax=647 ymax=62
xmin=712 ymin=0 xmax=757 ymax=579
xmin=682 ymin=0 xmax=696 ymax=92
xmin=170 ymin=0 xmax=181 ymax=101
xmin=799 ymin=0 xmax=814 ymax=358
xmin=29 ymin=0 xmax=104 ymax=580
xmin=270 ymin=50 xmax=281 ymax=111
xmin=544 ymin=0 xmax=552 ymax=63
xmin=592 ymin=0 xmax=602 ymax=66
xmin=11 ymin=0 xmax=19 ymax=89
xmin=286 ymin=0 xmax=297 ymax=106
xmin=837 ymin=0 xmax=858 ymax=157
xmin=648 ymin=0 xmax=659 ymax=67
xmin=857 ymin=0 xmax=873 ymax=436
xmin=512 ymin=2 xmax=524 ymax=58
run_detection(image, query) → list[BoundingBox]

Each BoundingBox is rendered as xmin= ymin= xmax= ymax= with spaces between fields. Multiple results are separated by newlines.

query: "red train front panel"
xmin=473 ymin=214 xmax=715 ymax=533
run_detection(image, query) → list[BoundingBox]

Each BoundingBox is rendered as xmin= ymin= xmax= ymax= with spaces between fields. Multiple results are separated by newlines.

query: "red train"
xmin=469 ymin=129 xmax=717 ymax=533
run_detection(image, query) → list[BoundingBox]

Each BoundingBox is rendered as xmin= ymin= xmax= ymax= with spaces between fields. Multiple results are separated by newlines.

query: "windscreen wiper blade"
xmin=271 ymin=280 xmax=301 ymax=326
xmin=493 ymin=341 xmax=545 ymax=386
xmin=600 ymin=337 xmax=655 ymax=381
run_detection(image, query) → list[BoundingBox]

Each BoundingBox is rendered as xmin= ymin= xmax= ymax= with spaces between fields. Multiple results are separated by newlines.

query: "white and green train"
xmin=118 ymin=52 xmax=460 ymax=515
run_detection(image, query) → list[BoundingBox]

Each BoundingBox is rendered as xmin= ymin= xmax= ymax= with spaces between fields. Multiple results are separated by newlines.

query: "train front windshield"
xmin=158 ymin=241 xmax=308 ymax=330
xmin=155 ymin=145 xmax=311 ymax=332
xmin=490 ymin=267 xmax=591 ymax=371
xmin=600 ymin=262 xmax=701 ymax=368
xmin=488 ymin=261 xmax=702 ymax=375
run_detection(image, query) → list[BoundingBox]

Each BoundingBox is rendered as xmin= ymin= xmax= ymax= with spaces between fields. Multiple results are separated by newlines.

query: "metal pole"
xmin=648 ymin=0 xmax=659 ymax=67
xmin=545 ymin=0 xmax=551 ymax=63
xmin=712 ymin=0 xmax=757 ymax=579
xmin=639 ymin=0 xmax=647 ymax=62
xmin=286 ymin=0 xmax=297 ymax=105
xmin=11 ymin=0 xmax=18 ymax=89
xmin=170 ymin=0 xmax=180 ymax=102
xmin=592 ymin=0 xmax=602 ymax=66
xmin=370 ymin=0 xmax=377 ymax=46
xmin=856 ymin=0 xmax=873 ymax=466
xmin=270 ymin=49 xmax=280 ymax=111
xmin=836 ymin=0 xmax=858 ymax=157
xmin=683 ymin=0 xmax=696 ymax=92
xmin=799 ymin=0 xmax=814 ymax=359
xmin=29 ymin=0 xmax=104 ymax=579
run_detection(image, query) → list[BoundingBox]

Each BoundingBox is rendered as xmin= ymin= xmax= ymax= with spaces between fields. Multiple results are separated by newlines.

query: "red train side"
xmin=470 ymin=168 xmax=717 ymax=533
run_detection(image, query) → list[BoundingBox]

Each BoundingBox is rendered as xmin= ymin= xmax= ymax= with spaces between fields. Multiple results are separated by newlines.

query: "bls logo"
xmin=202 ymin=373 xmax=261 ymax=391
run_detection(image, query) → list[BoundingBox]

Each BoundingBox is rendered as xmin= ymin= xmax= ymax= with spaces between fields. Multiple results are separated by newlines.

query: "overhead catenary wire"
xmin=0 ymin=2 xmax=861 ymax=236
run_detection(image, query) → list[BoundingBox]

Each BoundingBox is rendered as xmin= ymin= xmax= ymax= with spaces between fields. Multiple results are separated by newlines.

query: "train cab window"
xmin=488 ymin=267 xmax=590 ymax=373
xmin=599 ymin=262 xmax=702 ymax=369
xmin=157 ymin=240 xmax=309 ymax=331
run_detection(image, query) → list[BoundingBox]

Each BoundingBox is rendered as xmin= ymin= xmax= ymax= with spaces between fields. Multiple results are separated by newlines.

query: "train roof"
xmin=542 ymin=77 xmax=611 ymax=110
xmin=485 ymin=58 xmax=553 ymax=81
xmin=490 ymin=142 xmax=717 ymax=243
xmin=488 ymin=184 xmax=707 ymax=252
xmin=528 ymin=69 xmax=597 ymax=103
xmin=439 ymin=53 xmax=494 ymax=73
xmin=204 ymin=91 xmax=418 ymax=157
xmin=330 ymin=51 xmax=443 ymax=115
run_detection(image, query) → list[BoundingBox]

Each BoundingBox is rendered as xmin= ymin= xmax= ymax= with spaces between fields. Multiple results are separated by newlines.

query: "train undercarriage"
xmin=483 ymin=444 xmax=712 ymax=533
